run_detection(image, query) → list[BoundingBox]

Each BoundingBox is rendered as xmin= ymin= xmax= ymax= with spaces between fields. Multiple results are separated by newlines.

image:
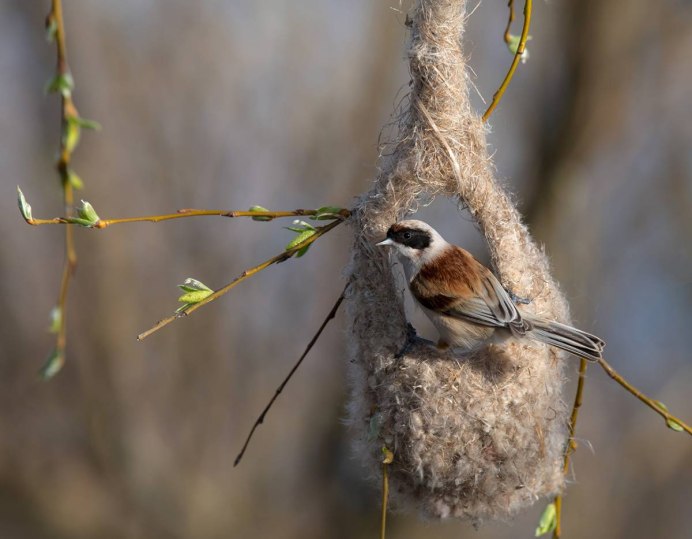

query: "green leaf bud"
xmin=535 ymin=502 xmax=557 ymax=536
xmin=17 ymin=187 xmax=33 ymax=222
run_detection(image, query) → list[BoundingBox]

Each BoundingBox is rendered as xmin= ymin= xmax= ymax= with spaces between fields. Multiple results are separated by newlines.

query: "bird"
xmin=376 ymin=220 xmax=605 ymax=361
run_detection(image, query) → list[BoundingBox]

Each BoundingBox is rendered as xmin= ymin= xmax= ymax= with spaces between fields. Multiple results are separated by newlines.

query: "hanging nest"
xmin=345 ymin=0 xmax=570 ymax=523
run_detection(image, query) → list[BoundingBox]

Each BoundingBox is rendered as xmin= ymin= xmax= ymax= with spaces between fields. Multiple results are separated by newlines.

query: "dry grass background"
xmin=1 ymin=1 xmax=690 ymax=538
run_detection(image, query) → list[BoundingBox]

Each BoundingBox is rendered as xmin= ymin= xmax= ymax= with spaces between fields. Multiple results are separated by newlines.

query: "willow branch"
xmin=598 ymin=357 xmax=691 ymax=435
xmin=552 ymin=357 xmax=588 ymax=538
xmin=42 ymin=0 xmax=77 ymax=378
xmin=482 ymin=0 xmax=532 ymax=122
xmin=24 ymin=208 xmax=351 ymax=228
xmin=137 ymin=219 xmax=344 ymax=341
xmin=233 ymin=285 xmax=348 ymax=467
xmin=503 ymin=0 xmax=515 ymax=45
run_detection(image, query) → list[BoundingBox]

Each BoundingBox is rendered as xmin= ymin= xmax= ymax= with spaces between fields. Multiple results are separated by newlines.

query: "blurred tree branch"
xmin=20 ymin=205 xmax=350 ymax=228
xmin=552 ymin=357 xmax=588 ymax=538
xmin=503 ymin=0 xmax=515 ymax=45
xmin=234 ymin=285 xmax=348 ymax=467
xmin=597 ymin=358 xmax=690 ymax=434
xmin=549 ymin=353 xmax=691 ymax=537
xmin=40 ymin=0 xmax=99 ymax=378
xmin=482 ymin=0 xmax=531 ymax=121
xmin=137 ymin=217 xmax=346 ymax=341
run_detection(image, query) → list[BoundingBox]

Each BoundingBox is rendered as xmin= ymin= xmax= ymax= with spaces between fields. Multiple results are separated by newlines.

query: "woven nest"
xmin=344 ymin=0 xmax=570 ymax=523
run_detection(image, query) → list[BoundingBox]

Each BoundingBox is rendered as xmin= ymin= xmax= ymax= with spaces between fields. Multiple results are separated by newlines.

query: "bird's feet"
xmin=395 ymin=323 xmax=419 ymax=358
xmin=436 ymin=340 xmax=450 ymax=350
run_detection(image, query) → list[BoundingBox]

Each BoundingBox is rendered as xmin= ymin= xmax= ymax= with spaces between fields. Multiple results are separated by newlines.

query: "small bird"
xmin=376 ymin=220 xmax=605 ymax=361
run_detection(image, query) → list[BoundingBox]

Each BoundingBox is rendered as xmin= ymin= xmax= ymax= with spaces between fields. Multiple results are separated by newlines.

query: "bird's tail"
xmin=524 ymin=315 xmax=605 ymax=362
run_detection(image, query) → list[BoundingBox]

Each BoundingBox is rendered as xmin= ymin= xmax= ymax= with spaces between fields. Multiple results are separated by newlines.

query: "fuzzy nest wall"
xmin=345 ymin=0 xmax=571 ymax=523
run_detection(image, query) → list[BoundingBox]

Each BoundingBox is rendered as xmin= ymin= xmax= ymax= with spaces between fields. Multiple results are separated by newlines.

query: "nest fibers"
xmin=344 ymin=0 xmax=570 ymax=522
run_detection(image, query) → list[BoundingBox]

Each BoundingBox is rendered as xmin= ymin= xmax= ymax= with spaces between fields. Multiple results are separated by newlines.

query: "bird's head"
xmin=376 ymin=220 xmax=448 ymax=276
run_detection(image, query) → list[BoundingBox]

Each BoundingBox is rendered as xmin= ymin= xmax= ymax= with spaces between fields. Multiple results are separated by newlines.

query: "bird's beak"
xmin=376 ymin=238 xmax=394 ymax=247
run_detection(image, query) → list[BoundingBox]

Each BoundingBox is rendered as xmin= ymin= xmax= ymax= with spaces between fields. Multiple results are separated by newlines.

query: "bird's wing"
xmin=410 ymin=246 xmax=527 ymax=332
xmin=439 ymin=274 xmax=520 ymax=328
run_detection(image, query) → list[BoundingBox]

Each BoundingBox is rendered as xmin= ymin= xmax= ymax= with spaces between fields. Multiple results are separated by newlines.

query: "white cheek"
xmin=396 ymin=245 xmax=418 ymax=259
xmin=395 ymin=246 xmax=422 ymax=281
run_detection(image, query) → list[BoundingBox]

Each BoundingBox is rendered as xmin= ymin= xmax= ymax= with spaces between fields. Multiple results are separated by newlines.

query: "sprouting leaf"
xmin=70 ymin=116 xmax=101 ymax=131
xmin=249 ymin=205 xmax=272 ymax=221
xmin=68 ymin=170 xmax=84 ymax=190
xmin=176 ymin=278 xmax=213 ymax=313
xmin=295 ymin=245 xmax=311 ymax=258
xmin=285 ymin=220 xmax=316 ymax=233
xmin=64 ymin=119 xmax=81 ymax=153
xmin=62 ymin=116 xmax=101 ymax=154
xmin=506 ymin=34 xmax=520 ymax=54
xmin=317 ymin=205 xmax=343 ymax=214
xmin=64 ymin=201 xmax=101 ymax=227
xmin=285 ymin=220 xmax=318 ymax=256
xmin=45 ymin=15 xmax=58 ymax=42
xmin=311 ymin=206 xmax=345 ymax=220
xmin=654 ymin=401 xmax=684 ymax=432
xmin=178 ymin=290 xmax=213 ymax=304
xmin=64 ymin=217 xmax=96 ymax=227
xmin=381 ymin=446 xmax=394 ymax=465
xmin=506 ymin=34 xmax=532 ymax=64
xmin=286 ymin=229 xmax=316 ymax=252
xmin=17 ymin=186 xmax=33 ymax=222
xmin=535 ymin=502 xmax=557 ymax=536
xmin=178 ymin=278 xmax=212 ymax=293
xmin=48 ymin=306 xmax=62 ymax=334
xmin=76 ymin=199 xmax=100 ymax=225
xmin=667 ymin=419 xmax=684 ymax=432
xmin=40 ymin=348 xmax=64 ymax=380
xmin=45 ymin=72 xmax=74 ymax=97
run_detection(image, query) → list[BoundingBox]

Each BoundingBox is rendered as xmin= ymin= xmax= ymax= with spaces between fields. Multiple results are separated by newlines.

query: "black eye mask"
xmin=388 ymin=228 xmax=431 ymax=250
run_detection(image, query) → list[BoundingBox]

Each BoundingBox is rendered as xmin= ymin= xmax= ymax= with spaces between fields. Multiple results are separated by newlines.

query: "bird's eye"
xmin=403 ymin=231 xmax=412 ymax=240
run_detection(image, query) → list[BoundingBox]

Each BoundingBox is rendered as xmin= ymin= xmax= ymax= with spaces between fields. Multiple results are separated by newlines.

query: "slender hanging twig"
xmin=482 ymin=0 xmax=532 ymax=122
xmin=233 ymin=285 xmax=348 ymax=467
xmin=552 ymin=357 xmax=588 ymax=538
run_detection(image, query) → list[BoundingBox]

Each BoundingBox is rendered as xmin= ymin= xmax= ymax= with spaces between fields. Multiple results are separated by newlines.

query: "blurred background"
xmin=1 ymin=1 xmax=690 ymax=537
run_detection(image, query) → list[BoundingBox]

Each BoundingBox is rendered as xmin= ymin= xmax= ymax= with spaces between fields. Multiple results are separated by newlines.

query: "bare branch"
xmin=598 ymin=357 xmax=691 ymax=435
xmin=552 ymin=357 xmax=588 ymax=538
xmin=482 ymin=0 xmax=532 ymax=122
xmin=233 ymin=285 xmax=348 ymax=466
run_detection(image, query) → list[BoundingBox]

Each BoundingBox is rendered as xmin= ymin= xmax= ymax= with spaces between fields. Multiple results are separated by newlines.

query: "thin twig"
xmin=24 ymin=208 xmax=351 ymax=227
xmin=233 ymin=285 xmax=348 ymax=467
xmin=503 ymin=0 xmax=515 ymax=45
xmin=597 ymin=357 xmax=691 ymax=435
xmin=44 ymin=0 xmax=77 ymax=377
xmin=482 ymin=0 xmax=532 ymax=122
xmin=138 ymin=219 xmax=344 ymax=341
xmin=552 ymin=357 xmax=588 ymax=538
xmin=381 ymin=448 xmax=394 ymax=539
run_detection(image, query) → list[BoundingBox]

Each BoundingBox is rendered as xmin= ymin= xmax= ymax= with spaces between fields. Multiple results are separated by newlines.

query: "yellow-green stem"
xmin=26 ymin=208 xmax=351 ymax=227
xmin=48 ymin=0 xmax=77 ymax=376
xmin=482 ymin=0 xmax=531 ymax=122
xmin=597 ymin=358 xmax=692 ymax=435
xmin=137 ymin=219 xmax=344 ymax=341
xmin=503 ymin=0 xmax=515 ymax=44
xmin=553 ymin=357 xmax=588 ymax=538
